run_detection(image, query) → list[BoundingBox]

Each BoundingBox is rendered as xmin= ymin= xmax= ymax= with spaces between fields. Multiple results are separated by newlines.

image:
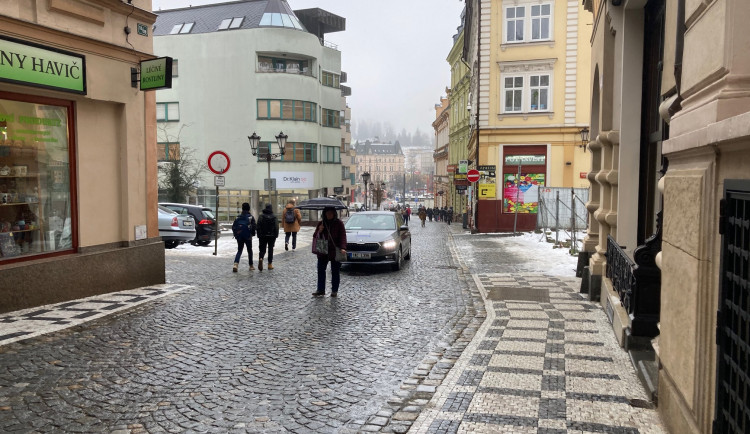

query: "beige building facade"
xmin=433 ymin=97 xmax=450 ymax=208
xmin=0 ymin=0 xmax=164 ymax=313
xmin=583 ymin=0 xmax=750 ymax=433
xmin=464 ymin=0 xmax=592 ymax=232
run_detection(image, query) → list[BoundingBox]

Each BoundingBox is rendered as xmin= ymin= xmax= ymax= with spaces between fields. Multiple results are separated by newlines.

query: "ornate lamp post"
xmin=248 ymin=131 xmax=287 ymax=212
xmin=361 ymin=171 xmax=371 ymax=211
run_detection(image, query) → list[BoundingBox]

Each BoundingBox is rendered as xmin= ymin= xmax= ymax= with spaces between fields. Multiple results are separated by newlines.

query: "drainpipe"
xmin=673 ymin=0 xmax=685 ymax=113
xmin=474 ymin=0 xmax=481 ymax=232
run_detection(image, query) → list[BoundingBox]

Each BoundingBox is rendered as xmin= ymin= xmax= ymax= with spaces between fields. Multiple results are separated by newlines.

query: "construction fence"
xmin=536 ymin=187 xmax=589 ymax=254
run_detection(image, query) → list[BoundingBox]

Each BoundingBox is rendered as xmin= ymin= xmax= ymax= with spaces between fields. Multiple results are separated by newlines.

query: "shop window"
xmin=0 ymin=95 xmax=75 ymax=261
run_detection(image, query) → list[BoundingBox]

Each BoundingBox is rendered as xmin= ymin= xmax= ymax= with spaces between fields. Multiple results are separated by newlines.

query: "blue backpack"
xmin=233 ymin=213 xmax=254 ymax=240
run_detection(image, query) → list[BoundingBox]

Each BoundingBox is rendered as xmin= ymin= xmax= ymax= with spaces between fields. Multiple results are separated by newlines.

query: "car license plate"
xmin=183 ymin=221 xmax=193 ymax=227
xmin=351 ymin=252 xmax=370 ymax=259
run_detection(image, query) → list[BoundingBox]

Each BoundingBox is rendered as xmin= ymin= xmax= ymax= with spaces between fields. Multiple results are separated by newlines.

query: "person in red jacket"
xmin=312 ymin=207 xmax=347 ymax=297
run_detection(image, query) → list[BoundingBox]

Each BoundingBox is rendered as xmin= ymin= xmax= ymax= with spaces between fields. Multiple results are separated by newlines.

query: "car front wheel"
xmin=392 ymin=247 xmax=403 ymax=271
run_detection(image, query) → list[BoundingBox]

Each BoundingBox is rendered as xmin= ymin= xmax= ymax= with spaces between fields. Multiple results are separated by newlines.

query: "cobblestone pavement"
xmin=408 ymin=231 xmax=666 ymax=434
xmin=0 ymin=221 xmax=480 ymax=433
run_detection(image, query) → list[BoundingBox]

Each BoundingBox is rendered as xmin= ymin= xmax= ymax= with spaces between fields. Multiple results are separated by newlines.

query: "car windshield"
xmin=345 ymin=214 xmax=396 ymax=231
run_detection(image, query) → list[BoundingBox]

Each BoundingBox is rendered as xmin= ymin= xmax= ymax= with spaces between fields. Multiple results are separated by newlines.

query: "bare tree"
xmin=156 ymin=123 xmax=207 ymax=203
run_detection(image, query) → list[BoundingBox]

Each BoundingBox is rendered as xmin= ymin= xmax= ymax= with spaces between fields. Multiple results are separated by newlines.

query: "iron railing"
xmin=606 ymin=235 xmax=635 ymax=312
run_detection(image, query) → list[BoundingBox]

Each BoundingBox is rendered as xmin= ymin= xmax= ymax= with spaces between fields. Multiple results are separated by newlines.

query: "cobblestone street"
xmin=0 ymin=221 xmax=665 ymax=433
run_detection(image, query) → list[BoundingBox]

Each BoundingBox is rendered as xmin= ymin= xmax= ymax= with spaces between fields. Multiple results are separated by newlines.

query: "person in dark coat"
xmin=256 ymin=203 xmax=279 ymax=271
xmin=312 ymin=207 xmax=347 ymax=297
xmin=427 ymin=207 xmax=433 ymax=222
xmin=232 ymin=202 xmax=257 ymax=272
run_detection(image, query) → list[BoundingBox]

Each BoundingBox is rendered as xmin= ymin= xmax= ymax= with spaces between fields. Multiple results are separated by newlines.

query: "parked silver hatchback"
xmin=157 ymin=205 xmax=195 ymax=249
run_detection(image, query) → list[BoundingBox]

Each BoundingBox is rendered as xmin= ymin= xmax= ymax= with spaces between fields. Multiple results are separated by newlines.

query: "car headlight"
xmin=381 ymin=239 xmax=397 ymax=250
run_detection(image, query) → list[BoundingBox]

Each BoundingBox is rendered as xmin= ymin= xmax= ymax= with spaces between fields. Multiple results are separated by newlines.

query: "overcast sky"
xmin=151 ymin=0 xmax=465 ymax=137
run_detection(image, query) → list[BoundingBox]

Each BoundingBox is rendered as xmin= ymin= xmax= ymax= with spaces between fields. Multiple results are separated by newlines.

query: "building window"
xmin=322 ymin=146 xmax=340 ymax=163
xmin=503 ymin=76 xmax=524 ymax=113
xmin=529 ymin=75 xmax=550 ymax=111
xmin=157 ymin=143 xmax=181 ymax=162
xmin=218 ymin=17 xmax=244 ymax=30
xmin=0 ymin=94 xmax=75 ymax=261
xmin=501 ymin=72 xmax=552 ymax=113
xmin=322 ymin=108 xmax=340 ymax=128
xmin=257 ymin=56 xmax=310 ymax=74
xmin=503 ymin=2 xmax=553 ymax=43
xmin=257 ymin=142 xmax=316 ymax=162
xmin=170 ymin=23 xmax=194 ymax=34
xmin=321 ymin=71 xmax=340 ymax=88
xmin=156 ymin=102 xmax=179 ymax=121
xmin=257 ymin=99 xmax=317 ymax=122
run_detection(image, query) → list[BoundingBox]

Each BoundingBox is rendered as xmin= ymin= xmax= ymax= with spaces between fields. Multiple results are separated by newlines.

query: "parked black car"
xmin=159 ymin=202 xmax=220 ymax=246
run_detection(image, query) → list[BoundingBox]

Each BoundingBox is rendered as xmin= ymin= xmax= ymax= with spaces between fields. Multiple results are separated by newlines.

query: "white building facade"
xmin=154 ymin=0 xmax=346 ymax=218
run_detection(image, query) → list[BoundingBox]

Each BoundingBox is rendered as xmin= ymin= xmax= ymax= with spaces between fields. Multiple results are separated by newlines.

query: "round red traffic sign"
xmin=467 ymin=169 xmax=480 ymax=183
xmin=207 ymin=150 xmax=231 ymax=175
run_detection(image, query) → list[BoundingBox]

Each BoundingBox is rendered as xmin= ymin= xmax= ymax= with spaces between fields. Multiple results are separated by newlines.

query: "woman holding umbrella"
xmin=312 ymin=206 xmax=347 ymax=297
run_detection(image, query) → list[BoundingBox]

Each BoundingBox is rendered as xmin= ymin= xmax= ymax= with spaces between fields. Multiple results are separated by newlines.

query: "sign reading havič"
xmin=0 ymin=36 xmax=86 ymax=94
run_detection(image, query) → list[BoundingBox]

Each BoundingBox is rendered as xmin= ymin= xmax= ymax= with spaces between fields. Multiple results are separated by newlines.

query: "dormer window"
xmin=218 ymin=17 xmax=244 ymax=30
xmin=170 ymin=22 xmax=194 ymax=34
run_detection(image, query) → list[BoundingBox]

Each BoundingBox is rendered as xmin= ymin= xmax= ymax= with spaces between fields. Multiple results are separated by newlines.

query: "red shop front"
xmin=476 ymin=145 xmax=547 ymax=232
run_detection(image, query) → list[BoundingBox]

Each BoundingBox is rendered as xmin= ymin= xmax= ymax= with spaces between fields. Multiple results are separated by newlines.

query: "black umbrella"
xmin=295 ymin=197 xmax=348 ymax=210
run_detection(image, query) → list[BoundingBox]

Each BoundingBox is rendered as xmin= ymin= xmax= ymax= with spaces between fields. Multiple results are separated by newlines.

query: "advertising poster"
xmin=271 ymin=171 xmax=314 ymax=189
xmin=478 ymin=165 xmax=496 ymax=199
xmin=503 ymin=173 xmax=545 ymax=213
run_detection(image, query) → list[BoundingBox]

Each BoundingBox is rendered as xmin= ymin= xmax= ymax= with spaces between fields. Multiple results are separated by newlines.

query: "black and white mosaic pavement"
xmin=410 ymin=273 xmax=665 ymax=434
xmin=0 ymin=284 xmax=191 ymax=346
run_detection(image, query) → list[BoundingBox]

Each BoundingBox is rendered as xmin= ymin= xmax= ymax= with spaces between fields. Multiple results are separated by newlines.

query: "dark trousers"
xmin=234 ymin=238 xmax=253 ymax=264
xmin=284 ymin=231 xmax=297 ymax=249
xmin=259 ymin=238 xmax=275 ymax=263
xmin=317 ymin=255 xmax=342 ymax=293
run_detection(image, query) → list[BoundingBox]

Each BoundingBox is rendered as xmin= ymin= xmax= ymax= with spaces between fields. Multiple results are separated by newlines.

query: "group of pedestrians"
xmin=230 ymin=200 xmax=345 ymax=297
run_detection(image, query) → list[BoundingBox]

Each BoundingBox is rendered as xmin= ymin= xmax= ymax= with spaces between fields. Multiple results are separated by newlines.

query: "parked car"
xmin=349 ymin=202 xmax=364 ymax=212
xmin=157 ymin=205 xmax=195 ymax=249
xmin=159 ymin=202 xmax=220 ymax=246
xmin=343 ymin=211 xmax=411 ymax=270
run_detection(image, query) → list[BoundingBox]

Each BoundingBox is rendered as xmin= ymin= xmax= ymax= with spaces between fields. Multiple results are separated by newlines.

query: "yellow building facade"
xmin=469 ymin=0 xmax=592 ymax=232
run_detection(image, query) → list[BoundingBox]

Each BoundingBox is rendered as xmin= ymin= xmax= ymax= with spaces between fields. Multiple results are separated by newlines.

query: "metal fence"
xmin=536 ymin=187 xmax=589 ymax=253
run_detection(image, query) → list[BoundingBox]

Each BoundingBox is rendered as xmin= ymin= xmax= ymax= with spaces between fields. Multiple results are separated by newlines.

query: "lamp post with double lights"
xmin=361 ymin=171 xmax=371 ymax=211
xmin=248 ymin=131 xmax=287 ymax=213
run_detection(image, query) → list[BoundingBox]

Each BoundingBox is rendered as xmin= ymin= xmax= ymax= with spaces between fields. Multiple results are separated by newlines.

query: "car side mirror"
xmin=400 ymin=225 xmax=409 ymax=231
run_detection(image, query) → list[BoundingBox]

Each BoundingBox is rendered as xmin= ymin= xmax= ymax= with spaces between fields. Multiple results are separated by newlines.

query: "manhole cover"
xmin=487 ymin=287 xmax=550 ymax=303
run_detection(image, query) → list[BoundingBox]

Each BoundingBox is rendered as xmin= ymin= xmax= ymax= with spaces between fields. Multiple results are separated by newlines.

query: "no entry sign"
xmin=207 ymin=150 xmax=230 ymax=175
xmin=467 ymin=169 xmax=480 ymax=183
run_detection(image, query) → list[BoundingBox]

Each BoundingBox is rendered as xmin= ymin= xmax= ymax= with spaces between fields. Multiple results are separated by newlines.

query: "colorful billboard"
xmin=503 ymin=173 xmax=545 ymax=213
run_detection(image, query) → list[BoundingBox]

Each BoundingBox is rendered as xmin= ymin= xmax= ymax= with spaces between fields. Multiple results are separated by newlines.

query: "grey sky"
xmin=151 ymin=0 xmax=465 ymax=137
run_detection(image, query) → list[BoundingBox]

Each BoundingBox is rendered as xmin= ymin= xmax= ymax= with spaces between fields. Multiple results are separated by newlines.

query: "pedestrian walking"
xmin=427 ymin=207 xmax=433 ymax=222
xmin=281 ymin=199 xmax=302 ymax=251
xmin=440 ymin=206 xmax=446 ymax=222
xmin=257 ymin=203 xmax=279 ymax=271
xmin=312 ymin=206 xmax=347 ymax=297
xmin=231 ymin=202 xmax=257 ymax=272
xmin=406 ymin=205 xmax=412 ymax=224
xmin=446 ymin=206 xmax=454 ymax=225
xmin=418 ymin=207 xmax=427 ymax=227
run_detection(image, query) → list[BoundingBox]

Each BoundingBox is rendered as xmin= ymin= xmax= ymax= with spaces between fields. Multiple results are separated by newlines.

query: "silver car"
xmin=158 ymin=205 xmax=196 ymax=249
xmin=343 ymin=211 xmax=411 ymax=270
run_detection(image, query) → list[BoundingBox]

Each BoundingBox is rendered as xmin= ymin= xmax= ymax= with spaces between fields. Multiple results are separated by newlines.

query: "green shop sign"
xmin=139 ymin=57 xmax=172 ymax=91
xmin=0 ymin=36 xmax=86 ymax=94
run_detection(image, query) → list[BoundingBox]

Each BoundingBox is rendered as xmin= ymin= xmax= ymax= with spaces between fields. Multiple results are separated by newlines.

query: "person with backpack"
xmin=257 ymin=203 xmax=279 ymax=271
xmin=281 ymin=199 xmax=302 ymax=251
xmin=232 ymin=202 xmax=257 ymax=272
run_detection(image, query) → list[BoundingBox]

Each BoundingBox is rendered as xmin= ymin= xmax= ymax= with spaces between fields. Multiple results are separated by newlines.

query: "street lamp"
xmin=579 ymin=127 xmax=590 ymax=150
xmin=248 ymin=131 xmax=287 ymax=212
xmin=361 ymin=171 xmax=371 ymax=211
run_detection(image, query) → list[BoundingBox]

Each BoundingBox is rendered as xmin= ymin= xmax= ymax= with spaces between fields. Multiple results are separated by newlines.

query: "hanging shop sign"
xmin=0 ymin=36 xmax=86 ymax=94
xmin=139 ymin=57 xmax=173 ymax=91
xmin=447 ymin=164 xmax=457 ymax=174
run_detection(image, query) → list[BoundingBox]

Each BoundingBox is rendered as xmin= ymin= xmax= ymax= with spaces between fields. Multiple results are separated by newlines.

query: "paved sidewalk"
xmin=408 ymin=229 xmax=666 ymax=433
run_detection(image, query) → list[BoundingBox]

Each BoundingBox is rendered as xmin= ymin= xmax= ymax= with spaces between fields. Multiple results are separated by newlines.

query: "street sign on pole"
xmin=467 ymin=169 xmax=480 ymax=183
xmin=214 ymin=176 xmax=225 ymax=187
xmin=264 ymin=178 xmax=276 ymax=191
xmin=207 ymin=150 xmax=230 ymax=175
